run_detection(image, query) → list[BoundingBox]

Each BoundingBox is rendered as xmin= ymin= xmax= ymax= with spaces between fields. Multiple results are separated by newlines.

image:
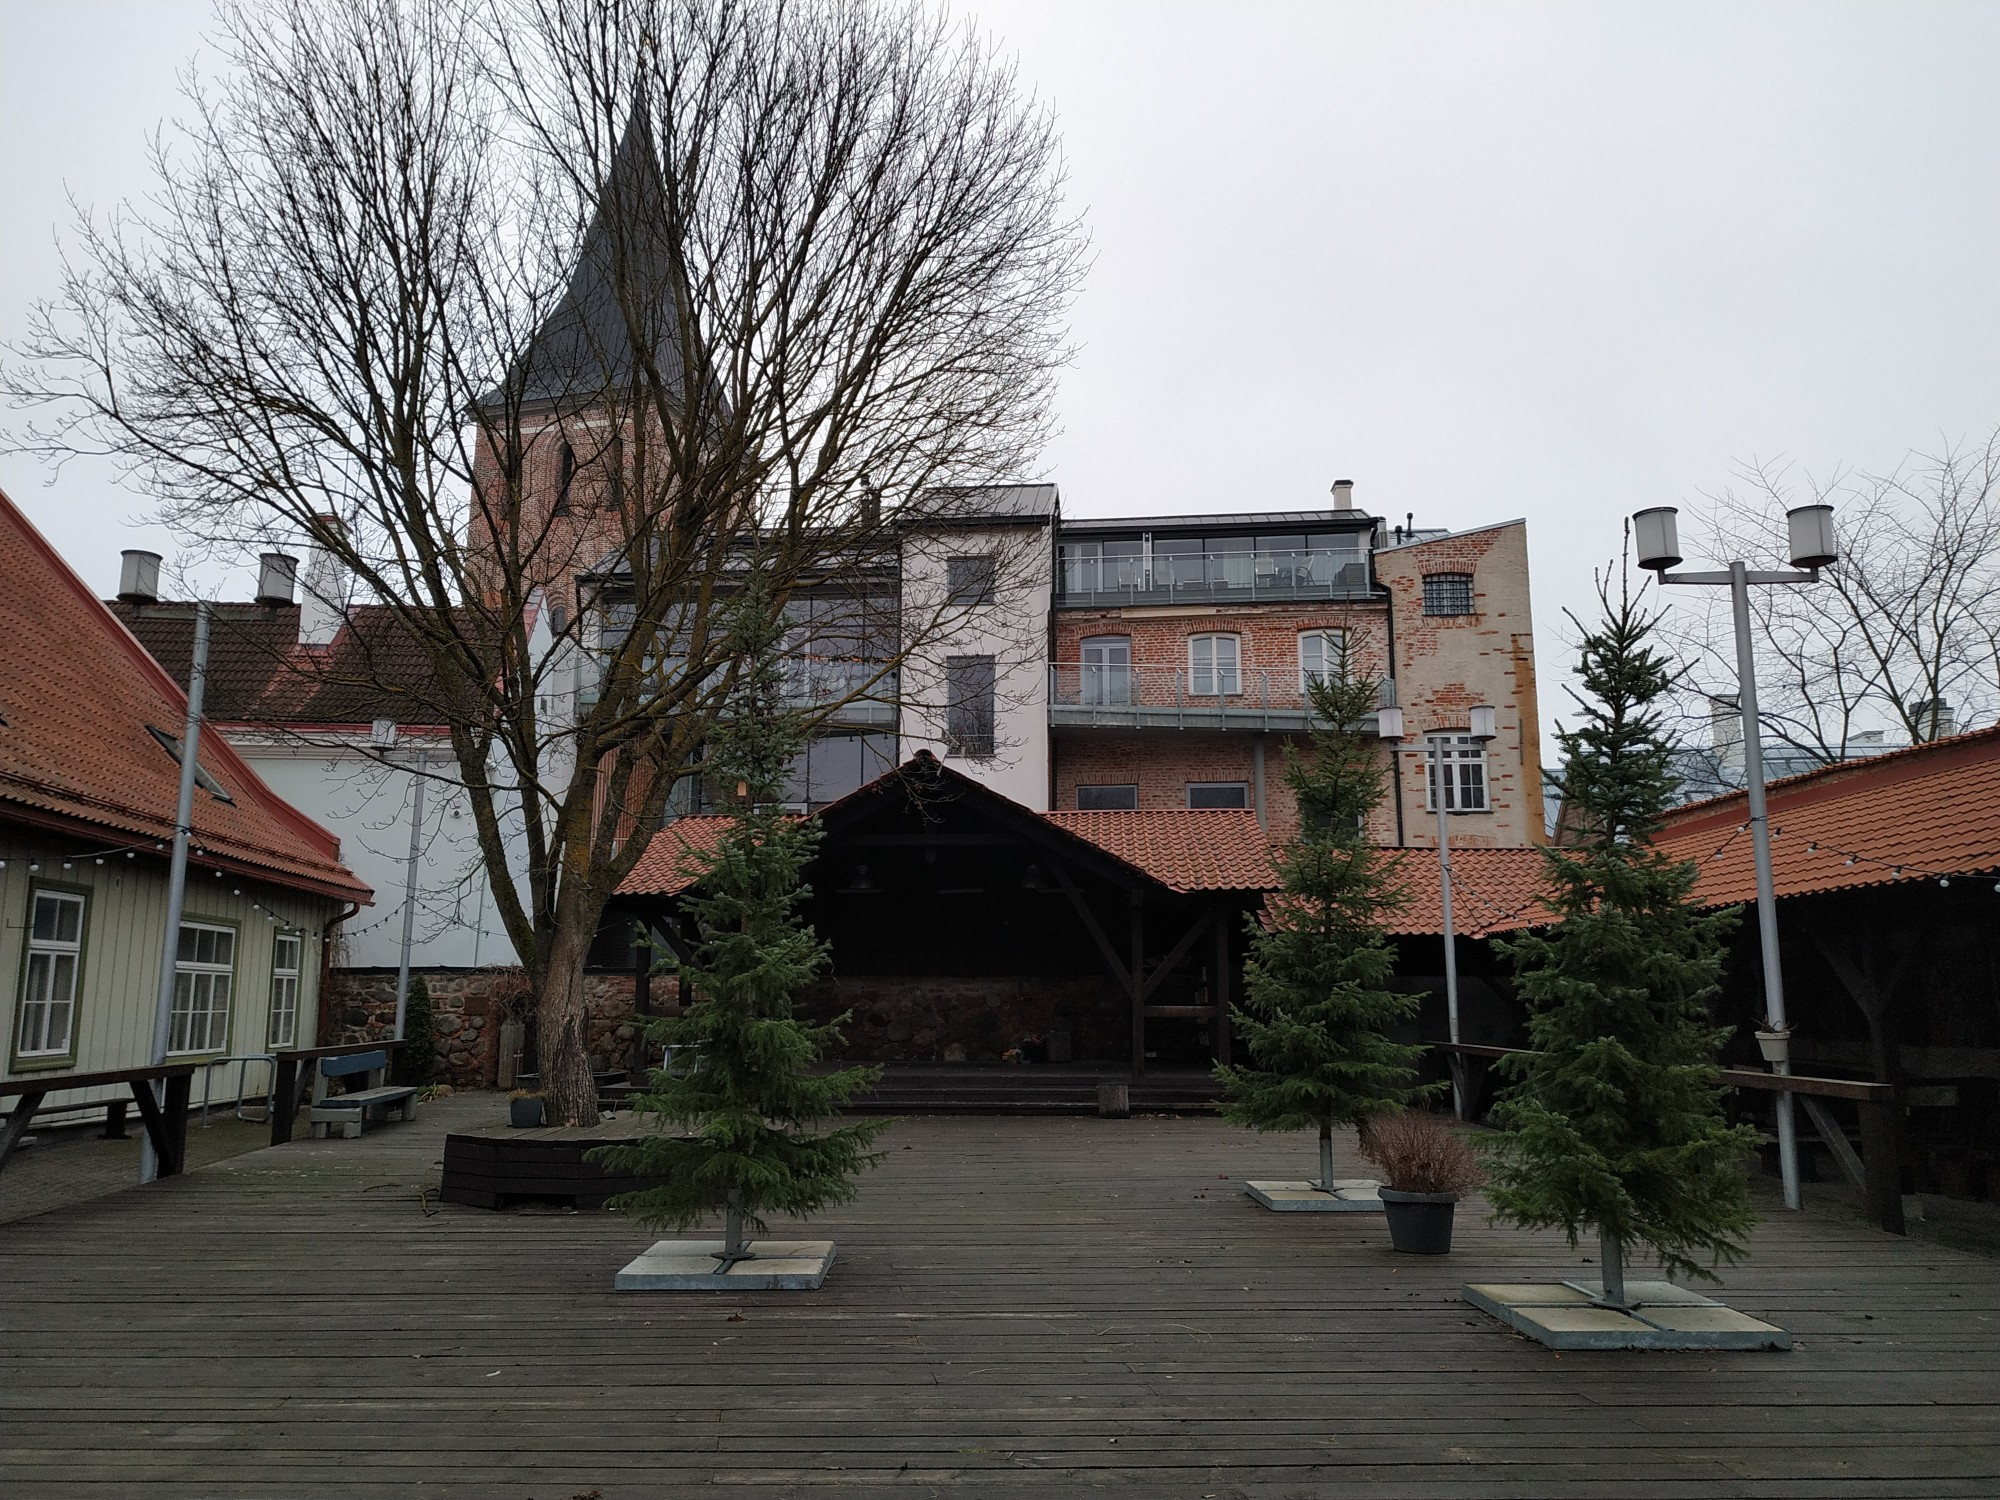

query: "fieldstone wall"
xmin=799 ymin=975 xmax=1126 ymax=1064
xmin=324 ymin=968 xmax=642 ymax=1088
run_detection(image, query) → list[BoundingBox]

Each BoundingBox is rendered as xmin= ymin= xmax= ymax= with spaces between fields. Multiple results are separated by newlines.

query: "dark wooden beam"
xmin=1046 ymin=856 xmax=1131 ymax=993
xmin=1130 ymin=893 xmax=1146 ymax=1078
xmin=0 ymin=1090 xmax=45 ymax=1172
xmin=1213 ymin=912 xmax=1233 ymax=1067
xmin=1138 ymin=909 xmax=1215 ymax=1003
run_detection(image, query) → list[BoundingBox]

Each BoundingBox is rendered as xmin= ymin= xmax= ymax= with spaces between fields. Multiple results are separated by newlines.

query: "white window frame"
xmin=1188 ymin=633 xmax=1241 ymax=697
xmin=268 ymin=932 xmax=303 ymax=1050
xmin=1079 ymin=635 xmax=1131 ymax=705
xmin=18 ymin=889 xmax=86 ymax=1058
xmin=1298 ymin=628 xmax=1347 ymax=690
xmin=1186 ymin=782 xmax=1250 ymax=810
xmin=1425 ymin=734 xmax=1490 ymax=813
xmin=169 ymin=922 xmax=237 ymax=1055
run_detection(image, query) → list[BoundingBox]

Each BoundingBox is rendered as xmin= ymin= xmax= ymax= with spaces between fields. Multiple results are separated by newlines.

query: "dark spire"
xmin=508 ymin=103 xmax=691 ymax=409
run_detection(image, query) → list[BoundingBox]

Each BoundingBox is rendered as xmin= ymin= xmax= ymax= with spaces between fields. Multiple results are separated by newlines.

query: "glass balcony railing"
xmin=1057 ymin=546 xmax=1372 ymax=606
xmin=1048 ymin=662 xmax=1369 ymax=731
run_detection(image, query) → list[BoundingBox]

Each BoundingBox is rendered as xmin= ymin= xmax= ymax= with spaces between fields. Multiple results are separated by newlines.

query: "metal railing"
xmin=1057 ymin=547 xmax=1373 ymax=607
xmin=1049 ymin=663 xmax=1362 ymax=732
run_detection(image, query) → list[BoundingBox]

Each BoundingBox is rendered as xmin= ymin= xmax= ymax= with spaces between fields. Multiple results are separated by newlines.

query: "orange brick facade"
xmin=1050 ymin=522 xmax=1543 ymax=848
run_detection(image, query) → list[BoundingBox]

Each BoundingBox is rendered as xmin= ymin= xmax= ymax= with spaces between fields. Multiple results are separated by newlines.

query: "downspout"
xmin=1382 ymin=566 xmax=1406 ymax=848
xmin=316 ymin=900 xmax=362 ymax=1046
xmin=1252 ymin=736 xmax=1267 ymax=828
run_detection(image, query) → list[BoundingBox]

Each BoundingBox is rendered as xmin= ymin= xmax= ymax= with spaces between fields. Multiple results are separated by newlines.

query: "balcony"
xmin=1049 ymin=663 xmax=1379 ymax=733
xmin=781 ymin=659 xmax=899 ymax=728
xmin=1056 ymin=546 xmax=1375 ymax=609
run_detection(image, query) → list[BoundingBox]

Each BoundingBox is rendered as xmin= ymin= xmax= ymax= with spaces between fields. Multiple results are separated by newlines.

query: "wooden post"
xmin=270 ymin=1056 xmax=299 ymax=1146
xmin=102 ymin=1099 xmax=129 ymax=1140
xmin=1858 ymin=1095 xmax=1907 ymax=1235
xmin=0 ymin=1091 xmax=45 ymax=1170
xmin=161 ymin=1072 xmax=192 ymax=1177
xmin=1129 ymin=892 xmax=1146 ymax=1078
xmin=1212 ymin=909 xmax=1232 ymax=1068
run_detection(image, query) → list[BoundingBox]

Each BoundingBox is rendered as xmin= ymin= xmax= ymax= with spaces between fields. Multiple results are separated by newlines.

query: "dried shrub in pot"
xmin=1359 ymin=1112 xmax=1486 ymax=1196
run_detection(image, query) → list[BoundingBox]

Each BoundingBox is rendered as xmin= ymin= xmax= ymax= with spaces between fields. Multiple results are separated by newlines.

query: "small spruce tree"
xmin=594 ymin=587 xmax=888 ymax=1268
xmin=1487 ymin=573 xmax=1756 ymax=1304
xmin=398 ymin=975 xmax=438 ymax=1086
xmin=1216 ymin=660 xmax=1431 ymax=1190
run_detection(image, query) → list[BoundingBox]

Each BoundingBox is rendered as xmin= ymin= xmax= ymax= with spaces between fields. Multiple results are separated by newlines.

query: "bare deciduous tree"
xmin=1663 ymin=432 xmax=2000 ymax=776
xmin=4 ymin=0 xmax=1085 ymax=1125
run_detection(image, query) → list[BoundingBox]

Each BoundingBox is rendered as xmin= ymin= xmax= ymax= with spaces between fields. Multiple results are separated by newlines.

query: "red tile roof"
xmin=1657 ymin=724 xmax=2000 ymax=905
xmin=1379 ymin=846 xmax=1561 ymax=936
xmin=618 ymin=816 xmax=736 ymax=897
xmin=1043 ymin=809 xmax=1274 ymax=893
xmin=0 ymin=490 xmax=372 ymax=903
xmin=109 ymin=600 xmax=471 ymax=728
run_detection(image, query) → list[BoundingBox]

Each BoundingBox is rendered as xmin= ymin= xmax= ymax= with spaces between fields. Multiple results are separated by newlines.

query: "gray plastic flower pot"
xmin=1378 ymin=1188 xmax=1458 ymax=1254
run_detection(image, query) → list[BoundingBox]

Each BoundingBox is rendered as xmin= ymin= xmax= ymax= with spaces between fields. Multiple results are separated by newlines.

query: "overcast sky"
xmin=5 ymin=1 xmax=1998 ymax=737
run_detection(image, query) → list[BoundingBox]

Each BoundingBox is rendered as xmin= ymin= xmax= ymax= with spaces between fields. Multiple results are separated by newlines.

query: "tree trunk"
xmin=718 ymin=1188 xmax=755 ymax=1269
xmin=535 ymin=922 xmax=600 ymax=1128
xmin=1318 ymin=1122 xmax=1336 ymax=1192
xmin=1598 ymin=1228 xmax=1629 ymax=1308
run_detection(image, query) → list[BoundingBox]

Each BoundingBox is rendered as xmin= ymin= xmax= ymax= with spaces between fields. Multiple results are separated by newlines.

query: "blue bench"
xmin=307 ymin=1050 xmax=418 ymax=1140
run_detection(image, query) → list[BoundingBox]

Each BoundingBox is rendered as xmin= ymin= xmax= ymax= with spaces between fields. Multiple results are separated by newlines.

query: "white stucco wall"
xmin=897 ymin=521 xmax=1052 ymax=810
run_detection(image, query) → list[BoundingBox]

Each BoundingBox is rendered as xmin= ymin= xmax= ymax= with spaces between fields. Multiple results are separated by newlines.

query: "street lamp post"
xmin=1632 ymin=501 xmax=1837 ymax=1213
xmin=1377 ymin=701 xmax=1498 ymax=1120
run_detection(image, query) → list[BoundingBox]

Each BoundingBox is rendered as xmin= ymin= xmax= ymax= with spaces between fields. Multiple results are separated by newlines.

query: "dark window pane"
xmin=1076 ymin=784 xmax=1139 ymax=811
xmin=947 ymin=556 xmax=996 ymax=605
xmin=945 ymin=655 xmax=996 ymax=756
xmin=1186 ymin=782 xmax=1249 ymax=809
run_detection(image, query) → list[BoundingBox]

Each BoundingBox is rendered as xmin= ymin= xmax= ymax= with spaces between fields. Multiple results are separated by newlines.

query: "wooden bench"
xmin=1 ymin=1063 xmax=198 ymax=1177
xmin=307 ymin=1050 xmax=418 ymax=1140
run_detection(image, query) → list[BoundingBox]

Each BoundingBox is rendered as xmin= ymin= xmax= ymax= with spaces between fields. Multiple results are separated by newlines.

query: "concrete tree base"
xmin=1462 ymin=1280 xmax=1791 ymax=1350
xmin=1244 ymin=1179 xmax=1384 ymax=1213
xmin=614 ymin=1240 xmax=836 ymax=1291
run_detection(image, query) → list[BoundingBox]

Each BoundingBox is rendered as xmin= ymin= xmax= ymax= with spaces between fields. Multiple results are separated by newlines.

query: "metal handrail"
xmin=198 ymin=1053 xmax=278 ymax=1126
xmin=1058 ymin=546 xmax=1373 ymax=605
xmin=1049 ymin=662 xmax=1314 ymax=712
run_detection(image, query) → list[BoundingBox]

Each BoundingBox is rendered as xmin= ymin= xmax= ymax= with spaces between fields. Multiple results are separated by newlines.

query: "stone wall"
xmin=324 ymin=967 xmax=642 ymax=1088
xmin=798 ymin=974 xmax=1127 ymax=1064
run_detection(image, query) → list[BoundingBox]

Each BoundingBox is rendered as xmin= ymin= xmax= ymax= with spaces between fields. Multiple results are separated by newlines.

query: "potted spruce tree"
xmin=1485 ymin=575 xmax=1758 ymax=1306
xmin=594 ymin=587 xmax=888 ymax=1287
xmin=1217 ymin=660 xmax=1432 ymax=1210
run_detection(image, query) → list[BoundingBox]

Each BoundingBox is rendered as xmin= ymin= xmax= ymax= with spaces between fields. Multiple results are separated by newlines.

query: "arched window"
xmin=1188 ymin=633 xmax=1240 ymax=696
xmin=1298 ymin=628 xmax=1346 ymax=689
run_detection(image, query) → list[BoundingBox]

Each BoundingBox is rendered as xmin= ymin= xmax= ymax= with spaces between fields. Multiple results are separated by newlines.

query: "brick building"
xmin=1048 ymin=491 xmax=1543 ymax=846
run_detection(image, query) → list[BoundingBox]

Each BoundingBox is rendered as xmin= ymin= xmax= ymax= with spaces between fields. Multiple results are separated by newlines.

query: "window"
xmin=1060 ymin=538 xmax=1143 ymax=594
xmin=169 ymin=923 xmax=236 ymax=1055
xmin=1189 ymin=634 xmax=1241 ymax=696
xmin=947 ymin=555 xmax=996 ymax=605
xmin=18 ymin=890 xmax=85 ymax=1057
xmin=1076 ymin=784 xmax=1139 ymax=810
xmin=1425 ymin=734 xmax=1489 ymax=812
xmin=554 ymin=440 xmax=576 ymax=513
xmin=1299 ymin=629 xmax=1347 ymax=689
xmin=268 ymin=932 xmax=302 ymax=1050
xmin=1080 ymin=635 xmax=1131 ymax=705
xmin=944 ymin=655 xmax=996 ymax=757
xmin=1187 ymin=782 xmax=1249 ymax=810
xmin=1422 ymin=572 xmax=1475 ymax=616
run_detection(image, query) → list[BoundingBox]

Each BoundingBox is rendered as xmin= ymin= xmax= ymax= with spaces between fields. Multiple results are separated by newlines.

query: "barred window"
xmin=1422 ymin=572 xmax=1475 ymax=616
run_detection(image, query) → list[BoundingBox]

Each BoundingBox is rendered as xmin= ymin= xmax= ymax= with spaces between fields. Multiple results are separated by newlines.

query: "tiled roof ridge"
xmin=1663 ymin=721 xmax=2000 ymax=829
xmin=0 ymin=489 xmax=365 ymax=896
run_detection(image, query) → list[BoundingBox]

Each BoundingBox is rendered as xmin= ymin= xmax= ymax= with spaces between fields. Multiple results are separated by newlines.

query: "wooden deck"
xmin=3 ymin=1093 xmax=1999 ymax=1497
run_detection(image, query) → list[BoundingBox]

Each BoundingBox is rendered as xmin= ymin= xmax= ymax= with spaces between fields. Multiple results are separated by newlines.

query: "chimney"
xmin=1911 ymin=699 xmax=1956 ymax=738
xmin=1709 ymin=694 xmax=1743 ymax=767
xmin=256 ymin=552 xmax=299 ymax=606
xmin=1331 ymin=479 xmax=1355 ymax=511
xmin=118 ymin=550 xmax=162 ymax=605
xmin=299 ymin=515 xmax=349 ymax=648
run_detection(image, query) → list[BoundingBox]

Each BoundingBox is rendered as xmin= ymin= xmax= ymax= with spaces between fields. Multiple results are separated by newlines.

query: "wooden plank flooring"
xmin=4 ymin=1094 xmax=1999 ymax=1497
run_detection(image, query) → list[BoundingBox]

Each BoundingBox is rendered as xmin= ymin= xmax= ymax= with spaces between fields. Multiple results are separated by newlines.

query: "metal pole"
xmin=392 ymin=749 xmax=427 ymax=1042
xmin=142 ymin=602 xmax=209 ymax=1184
xmin=1432 ymin=740 xmax=1466 ymax=1120
xmin=1731 ymin=560 xmax=1801 ymax=1210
